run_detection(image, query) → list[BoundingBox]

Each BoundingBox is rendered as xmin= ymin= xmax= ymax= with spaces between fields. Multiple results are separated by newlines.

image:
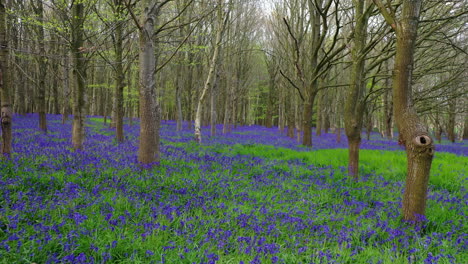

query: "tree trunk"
xmin=114 ymin=7 xmax=125 ymax=143
xmin=210 ymin=67 xmax=220 ymax=137
xmin=447 ymin=98 xmax=456 ymax=143
xmin=324 ymin=114 xmax=330 ymax=134
xmin=110 ymin=92 xmax=116 ymax=128
xmin=51 ymin=34 xmax=60 ymax=114
xmin=33 ymin=0 xmax=47 ymax=133
xmin=222 ymin=84 xmax=231 ymax=134
xmin=336 ymin=91 xmax=342 ymax=144
xmin=286 ymin=88 xmax=295 ymax=138
xmin=383 ymin=68 xmax=393 ymax=139
xmin=435 ymin=121 xmax=443 ymax=143
xmin=62 ymin=54 xmax=70 ymax=124
xmin=316 ymin=91 xmax=322 ymax=136
xmin=387 ymin=0 xmax=434 ymax=222
xmin=71 ymin=2 xmax=87 ymax=150
xmin=127 ymin=67 xmax=134 ymax=127
xmin=12 ymin=23 xmax=22 ymax=115
xmin=385 ymin=95 xmax=393 ymax=139
xmin=103 ymin=88 xmax=108 ymax=125
xmin=323 ymin=91 xmax=330 ymax=134
xmin=185 ymin=53 xmax=194 ymax=130
xmin=138 ymin=1 xmax=161 ymax=165
xmin=336 ymin=120 xmax=342 ymax=143
xmin=265 ymin=77 xmax=275 ymax=128
xmin=175 ymin=0 xmax=191 ymax=132
xmin=302 ymin=91 xmax=317 ymax=147
xmin=232 ymin=98 xmax=237 ymax=129
xmin=348 ymin=138 xmax=360 ymax=178
xmin=287 ymin=110 xmax=295 ymax=138
xmin=278 ymin=90 xmax=284 ymax=133
xmin=344 ymin=0 xmax=368 ymax=180
xmin=90 ymin=70 xmax=97 ymax=116
xmin=194 ymin=0 xmax=224 ymax=143
xmin=0 ymin=0 xmax=12 ymax=157
xmin=176 ymin=64 xmax=183 ymax=131
xmin=366 ymin=114 xmax=372 ymax=141
xmin=463 ymin=116 xmax=468 ymax=140
xmin=296 ymin=99 xmax=302 ymax=143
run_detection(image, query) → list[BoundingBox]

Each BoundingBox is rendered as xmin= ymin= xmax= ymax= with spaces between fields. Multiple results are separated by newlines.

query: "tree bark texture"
xmin=265 ymin=77 xmax=275 ymax=128
xmin=345 ymin=0 xmax=368 ymax=180
xmin=62 ymin=54 xmax=70 ymax=124
xmin=210 ymin=67 xmax=220 ymax=137
xmin=222 ymin=84 xmax=231 ymax=134
xmin=138 ymin=1 xmax=161 ymax=165
xmin=302 ymin=90 xmax=317 ymax=146
xmin=463 ymin=116 xmax=468 ymax=140
xmin=383 ymin=87 xmax=393 ymax=139
xmin=176 ymin=62 xmax=183 ymax=131
xmin=71 ymin=2 xmax=87 ymax=150
xmin=51 ymin=35 xmax=60 ymax=114
xmin=295 ymin=99 xmax=302 ymax=143
xmin=278 ymin=90 xmax=284 ymax=133
xmin=366 ymin=113 xmax=372 ymax=140
xmin=336 ymin=121 xmax=342 ymax=143
xmin=447 ymin=98 xmax=456 ymax=143
xmin=390 ymin=0 xmax=435 ymax=222
xmin=383 ymin=63 xmax=393 ymax=139
xmin=316 ymin=91 xmax=322 ymax=136
xmin=434 ymin=119 xmax=443 ymax=143
xmin=0 ymin=0 xmax=12 ymax=157
xmin=33 ymin=0 xmax=47 ymax=133
xmin=113 ymin=5 xmax=125 ymax=143
xmin=286 ymin=87 xmax=295 ymax=139
xmin=231 ymin=94 xmax=237 ymax=130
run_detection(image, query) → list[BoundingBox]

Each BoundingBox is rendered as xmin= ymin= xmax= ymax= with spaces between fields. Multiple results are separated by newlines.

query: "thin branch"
xmin=11 ymin=59 xmax=38 ymax=86
xmin=124 ymin=0 xmax=142 ymax=31
xmin=279 ymin=70 xmax=305 ymax=101
xmin=283 ymin=17 xmax=307 ymax=88
xmin=372 ymin=0 xmax=396 ymax=30
xmin=154 ymin=0 xmax=196 ymax=36
xmin=154 ymin=12 xmax=201 ymax=74
xmin=420 ymin=10 xmax=468 ymax=23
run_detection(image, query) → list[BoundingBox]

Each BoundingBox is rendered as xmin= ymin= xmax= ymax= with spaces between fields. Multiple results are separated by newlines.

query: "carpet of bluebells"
xmin=0 ymin=114 xmax=466 ymax=263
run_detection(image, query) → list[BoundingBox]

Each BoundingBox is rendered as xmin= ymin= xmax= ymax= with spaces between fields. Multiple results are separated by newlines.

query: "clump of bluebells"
xmin=0 ymin=114 xmax=466 ymax=263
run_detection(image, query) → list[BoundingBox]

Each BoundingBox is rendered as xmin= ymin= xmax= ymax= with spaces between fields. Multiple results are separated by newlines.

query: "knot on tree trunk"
xmin=1 ymin=108 xmax=11 ymax=125
xmin=411 ymin=134 xmax=434 ymax=156
xmin=1 ymin=116 xmax=10 ymax=125
xmin=413 ymin=135 xmax=431 ymax=146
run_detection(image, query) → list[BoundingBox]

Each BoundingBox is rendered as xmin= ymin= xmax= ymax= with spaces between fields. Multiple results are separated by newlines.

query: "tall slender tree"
xmin=31 ymin=0 xmax=47 ymax=133
xmin=0 ymin=0 xmax=11 ymax=157
xmin=111 ymin=0 xmax=127 ymax=143
xmin=71 ymin=1 xmax=87 ymax=150
xmin=344 ymin=0 xmax=371 ymax=180
xmin=194 ymin=0 xmax=226 ymax=143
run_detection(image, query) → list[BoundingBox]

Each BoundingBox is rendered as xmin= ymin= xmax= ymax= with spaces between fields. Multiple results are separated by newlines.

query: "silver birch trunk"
xmin=194 ymin=0 xmax=224 ymax=143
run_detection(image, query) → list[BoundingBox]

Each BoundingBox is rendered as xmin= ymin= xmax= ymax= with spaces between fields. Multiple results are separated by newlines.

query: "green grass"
xmin=215 ymin=144 xmax=467 ymax=192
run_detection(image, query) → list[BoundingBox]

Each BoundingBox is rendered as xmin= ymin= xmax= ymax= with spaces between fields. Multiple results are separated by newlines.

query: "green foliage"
xmin=220 ymin=144 xmax=466 ymax=192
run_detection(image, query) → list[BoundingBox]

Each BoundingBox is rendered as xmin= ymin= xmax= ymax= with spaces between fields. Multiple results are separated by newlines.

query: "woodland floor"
xmin=0 ymin=114 xmax=466 ymax=263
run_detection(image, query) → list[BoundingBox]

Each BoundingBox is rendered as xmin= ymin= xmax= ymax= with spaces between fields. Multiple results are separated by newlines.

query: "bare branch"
xmin=372 ymin=0 xmax=396 ymax=30
xmin=279 ymin=70 xmax=305 ymax=101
